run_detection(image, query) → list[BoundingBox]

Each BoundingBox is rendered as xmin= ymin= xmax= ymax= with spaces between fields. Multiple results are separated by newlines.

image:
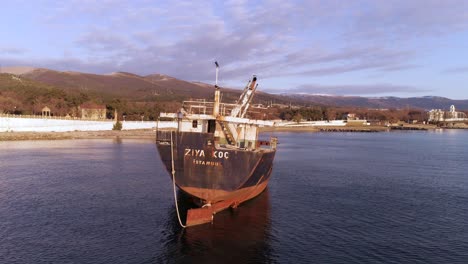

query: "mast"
xmin=213 ymin=61 xmax=221 ymax=117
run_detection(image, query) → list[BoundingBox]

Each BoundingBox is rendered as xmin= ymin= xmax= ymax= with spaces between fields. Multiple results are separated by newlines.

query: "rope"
xmin=171 ymin=131 xmax=186 ymax=228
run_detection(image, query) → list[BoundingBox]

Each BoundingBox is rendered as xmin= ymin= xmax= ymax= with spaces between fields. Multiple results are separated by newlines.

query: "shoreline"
xmin=0 ymin=129 xmax=157 ymax=142
xmin=260 ymin=126 xmax=389 ymax=133
xmin=1 ymin=125 xmax=466 ymax=141
xmin=260 ymin=124 xmax=440 ymax=133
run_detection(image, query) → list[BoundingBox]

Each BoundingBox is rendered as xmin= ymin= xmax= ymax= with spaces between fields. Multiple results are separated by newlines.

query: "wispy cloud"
xmin=443 ymin=66 xmax=468 ymax=74
xmin=75 ymin=29 xmax=131 ymax=52
xmin=0 ymin=47 xmax=28 ymax=55
xmin=345 ymin=0 xmax=468 ymax=42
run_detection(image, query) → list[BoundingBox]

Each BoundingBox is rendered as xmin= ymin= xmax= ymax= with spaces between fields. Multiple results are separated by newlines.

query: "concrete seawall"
xmin=0 ymin=116 xmax=164 ymax=132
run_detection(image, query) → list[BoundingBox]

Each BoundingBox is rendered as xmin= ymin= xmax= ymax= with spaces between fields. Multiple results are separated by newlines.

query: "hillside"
xmin=19 ymin=68 xmax=291 ymax=107
xmin=0 ymin=69 xmax=290 ymax=119
xmin=21 ymin=68 xmax=256 ymax=100
xmin=0 ymin=66 xmax=37 ymax=75
xmin=0 ymin=73 xmax=87 ymax=116
xmin=2 ymin=68 xmax=468 ymax=121
xmin=20 ymin=68 xmax=468 ymax=111
xmin=22 ymin=69 xmax=178 ymax=100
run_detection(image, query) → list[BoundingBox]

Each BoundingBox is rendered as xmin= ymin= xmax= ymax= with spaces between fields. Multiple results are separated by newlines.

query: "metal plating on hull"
xmin=157 ymin=131 xmax=275 ymax=204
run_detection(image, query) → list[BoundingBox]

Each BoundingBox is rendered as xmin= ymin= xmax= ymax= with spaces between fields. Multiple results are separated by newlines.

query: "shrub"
xmin=113 ymin=120 xmax=122 ymax=130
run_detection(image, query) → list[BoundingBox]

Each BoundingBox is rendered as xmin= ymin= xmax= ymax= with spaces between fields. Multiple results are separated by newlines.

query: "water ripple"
xmin=1 ymin=131 xmax=468 ymax=263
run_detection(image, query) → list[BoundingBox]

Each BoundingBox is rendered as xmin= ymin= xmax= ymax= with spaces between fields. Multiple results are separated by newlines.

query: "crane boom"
xmin=230 ymin=75 xmax=257 ymax=118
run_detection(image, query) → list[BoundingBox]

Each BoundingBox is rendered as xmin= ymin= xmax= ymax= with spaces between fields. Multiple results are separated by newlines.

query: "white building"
xmin=428 ymin=105 xmax=467 ymax=122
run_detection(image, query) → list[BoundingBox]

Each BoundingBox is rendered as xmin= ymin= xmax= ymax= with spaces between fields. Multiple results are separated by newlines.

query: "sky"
xmin=1 ymin=0 xmax=468 ymax=99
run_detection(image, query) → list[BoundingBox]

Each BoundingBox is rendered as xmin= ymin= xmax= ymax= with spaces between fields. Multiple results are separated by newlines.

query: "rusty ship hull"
xmin=156 ymin=131 xmax=276 ymax=206
xmin=156 ymin=70 xmax=277 ymax=226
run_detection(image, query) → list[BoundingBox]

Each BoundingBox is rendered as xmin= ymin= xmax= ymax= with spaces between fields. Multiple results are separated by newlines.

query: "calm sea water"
xmin=1 ymin=131 xmax=468 ymax=264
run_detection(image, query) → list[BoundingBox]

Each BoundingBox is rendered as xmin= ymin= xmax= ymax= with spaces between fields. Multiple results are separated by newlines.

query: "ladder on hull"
xmin=219 ymin=121 xmax=236 ymax=145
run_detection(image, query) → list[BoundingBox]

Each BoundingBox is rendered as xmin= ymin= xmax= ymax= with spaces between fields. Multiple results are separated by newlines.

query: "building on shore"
xmin=79 ymin=103 xmax=107 ymax=120
xmin=428 ymin=105 xmax=468 ymax=122
xmin=343 ymin=113 xmax=358 ymax=120
xmin=41 ymin=106 xmax=51 ymax=117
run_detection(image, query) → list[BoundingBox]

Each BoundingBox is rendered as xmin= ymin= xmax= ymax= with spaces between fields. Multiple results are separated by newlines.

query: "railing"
xmin=257 ymin=137 xmax=278 ymax=150
xmin=182 ymin=100 xmax=237 ymax=116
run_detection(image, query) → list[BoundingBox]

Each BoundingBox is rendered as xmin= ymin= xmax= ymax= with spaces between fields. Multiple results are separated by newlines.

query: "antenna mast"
xmin=213 ymin=61 xmax=221 ymax=116
xmin=215 ymin=61 xmax=219 ymax=87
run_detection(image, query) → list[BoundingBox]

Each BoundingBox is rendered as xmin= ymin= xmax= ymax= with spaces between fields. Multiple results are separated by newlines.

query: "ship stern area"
xmin=156 ymin=131 xmax=275 ymax=226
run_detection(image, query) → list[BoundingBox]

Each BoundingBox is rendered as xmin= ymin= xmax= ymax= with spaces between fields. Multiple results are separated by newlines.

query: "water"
xmin=1 ymin=131 xmax=468 ymax=263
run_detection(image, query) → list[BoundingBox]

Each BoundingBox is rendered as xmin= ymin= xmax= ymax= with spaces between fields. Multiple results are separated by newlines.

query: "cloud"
xmin=2 ymin=0 xmax=468 ymax=95
xmin=0 ymin=47 xmax=27 ymax=55
xmin=378 ymin=64 xmax=420 ymax=72
xmin=443 ymin=66 xmax=468 ymax=74
xmin=346 ymin=0 xmax=468 ymax=43
xmin=279 ymin=83 xmax=431 ymax=96
xmin=75 ymin=29 xmax=131 ymax=52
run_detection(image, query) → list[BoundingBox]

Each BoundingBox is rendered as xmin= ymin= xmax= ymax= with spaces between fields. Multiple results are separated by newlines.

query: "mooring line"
xmin=171 ymin=131 xmax=186 ymax=228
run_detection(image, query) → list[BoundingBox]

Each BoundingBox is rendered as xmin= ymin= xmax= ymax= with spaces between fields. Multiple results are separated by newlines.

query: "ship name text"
xmin=192 ymin=159 xmax=222 ymax=166
xmin=184 ymin=148 xmax=229 ymax=159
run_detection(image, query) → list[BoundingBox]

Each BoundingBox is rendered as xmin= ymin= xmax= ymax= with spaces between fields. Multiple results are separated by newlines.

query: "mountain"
xmin=0 ymin=72 xmax=84 ymax=116
xmin=19 ymin=68 xmax=291 ymax=105
xmin=0 ymin=68 xmax=290 ymax=118
xmin=22 ymin=69 xmax=183 ymax=100
xmin=284 ymin=94 xmax=468 ymax=110
xmin=2 ymin=67 xmax=467 ymax=119
xmin=18 ymin=68 xmax=232 ymax=100
xmin=0 ymin=66 xmax=37 ymax=75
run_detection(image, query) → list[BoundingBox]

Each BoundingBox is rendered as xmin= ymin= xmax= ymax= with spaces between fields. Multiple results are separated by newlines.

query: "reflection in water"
xmin=157 ymin=190 xmax=273 ymax=264
xmin=114 ymin=136 xmax=123 ymax=144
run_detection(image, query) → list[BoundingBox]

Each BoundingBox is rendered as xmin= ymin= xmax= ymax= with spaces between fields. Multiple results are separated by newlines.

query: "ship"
xmin=155 ymin=62 xmax=277 ymax=227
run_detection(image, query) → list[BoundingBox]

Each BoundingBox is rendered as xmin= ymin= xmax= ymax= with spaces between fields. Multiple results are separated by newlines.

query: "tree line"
xmin=262 ymin=106 xmax=430 ymax=123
